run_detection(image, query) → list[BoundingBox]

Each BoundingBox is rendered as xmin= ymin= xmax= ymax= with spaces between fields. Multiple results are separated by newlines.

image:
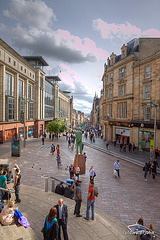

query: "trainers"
xmin=76 ymin=214 xmax=82 ymax=217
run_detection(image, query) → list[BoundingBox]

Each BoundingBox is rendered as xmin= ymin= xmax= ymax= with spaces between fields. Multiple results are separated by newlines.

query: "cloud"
xmin=10 ymin=25 xmax=108 ymax=63
xmin=3 ymin=0 xmax=56 ymax=30
xmin=93 ymin=19 xmax=141 ymax=40
xmin=93 ymin=19 xmax=160 ymax=40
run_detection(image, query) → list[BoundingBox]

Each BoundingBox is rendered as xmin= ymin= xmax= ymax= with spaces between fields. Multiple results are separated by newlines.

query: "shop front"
xmin=115 ymin=127 xmax=130 ymax=145
xmin=18 ymin=127 xmax=27 ymax=139
xmin=28 ymin=126 xmax=34 ymax=138
xmin=5 ymin=129 xmax=16 ymax=141
xmin=0 ymin=131 xmax=3 ymax=143
xmin=138 ymin=129 xmax=154 ymax=151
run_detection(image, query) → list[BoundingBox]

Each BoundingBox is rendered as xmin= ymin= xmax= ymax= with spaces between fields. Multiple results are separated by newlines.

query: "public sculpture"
xmin=75 ymin=129 xmax=82 ymax=154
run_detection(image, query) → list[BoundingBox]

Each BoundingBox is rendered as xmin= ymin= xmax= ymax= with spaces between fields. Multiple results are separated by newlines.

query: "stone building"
xmin=0 ymin=39 xmax=47 ymax=142
xmin=90 ymin=93 xmax=100 ymax=129
xmin=101 ymin=38 xmax=160 ymax=151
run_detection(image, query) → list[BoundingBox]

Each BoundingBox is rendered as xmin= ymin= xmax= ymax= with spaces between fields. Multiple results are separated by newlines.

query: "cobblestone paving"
xmin=0 ymin=136 xmax=160 ymax=236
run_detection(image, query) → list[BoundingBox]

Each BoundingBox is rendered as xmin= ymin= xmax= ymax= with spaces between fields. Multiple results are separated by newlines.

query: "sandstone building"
xmin=101 ymin=38 xmax=160 ymax=151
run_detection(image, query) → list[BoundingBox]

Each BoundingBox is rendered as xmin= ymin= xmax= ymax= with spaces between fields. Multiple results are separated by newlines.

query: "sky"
xmin=0 ymin=0 xmax=160 ymax=114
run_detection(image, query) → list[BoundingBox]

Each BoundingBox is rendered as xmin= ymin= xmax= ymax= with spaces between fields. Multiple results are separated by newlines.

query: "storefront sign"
xmin=116 ymin=128 xmax=130 ymax=136
xmin=5 ymin=129 xmax=15 ymax=141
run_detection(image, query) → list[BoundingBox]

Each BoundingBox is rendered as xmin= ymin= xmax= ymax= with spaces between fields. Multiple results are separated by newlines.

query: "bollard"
xmin=51 ymin=179 xmax=55 ymax=192
xmin=45 ymin=178 xmax=48 ymax=192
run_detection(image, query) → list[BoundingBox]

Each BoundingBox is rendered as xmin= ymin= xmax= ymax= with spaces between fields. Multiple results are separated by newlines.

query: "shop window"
xmin=109 ymin=104 xmax=112 ymax=117
xmin=124 ymin=102 xmax=127 ymax=118
xmin=145 ymin=66 xmax=151 ymax=78
xmin=144 ymin=107 xmax=150 ymax=121
xmin=143 ymin=85 xmax=150 ymax=99
xmin=117 ymin=103 xmax=120 ymax=118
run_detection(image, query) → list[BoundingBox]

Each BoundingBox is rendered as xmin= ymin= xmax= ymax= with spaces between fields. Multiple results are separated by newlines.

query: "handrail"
xmin=127 ymin=223 xmax=160 ymax=239
xmin=41 ymin=175 xmax=68 ymax=185
xmin=0 ymin=187 xmax=15 ymax=193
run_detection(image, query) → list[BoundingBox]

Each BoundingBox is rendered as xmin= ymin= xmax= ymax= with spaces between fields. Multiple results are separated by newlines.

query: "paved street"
xmin=0 ymin=136 xmax=160 ymax=236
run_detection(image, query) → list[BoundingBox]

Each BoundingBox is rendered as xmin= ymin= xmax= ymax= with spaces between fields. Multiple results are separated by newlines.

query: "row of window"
xmin=5 ymin=97 xmax=33 ymax=121
xmin=106 ymin=66 xmax=151 ymax=83
xmin=105 ymin=84 xmax=151 ymax=99
xmin=8 ymin=57 xmax=35 ymax=79
xmin=105 ymin=102 xmax=127 ymax=118
xmin=5 ymin=73 xmax=33 ymax=100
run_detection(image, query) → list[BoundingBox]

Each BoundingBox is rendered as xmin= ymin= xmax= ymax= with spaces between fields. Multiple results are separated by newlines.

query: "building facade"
xmin=101 ymin=38 xmax=160 ymax=151
xmin=0 ymin=39 xmax=47 ymax=142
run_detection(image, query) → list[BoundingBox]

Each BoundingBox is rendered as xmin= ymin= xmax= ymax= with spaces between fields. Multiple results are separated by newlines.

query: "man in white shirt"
xmin=114 ymin=160 xmax=120 ymax=177
xmin=89 ymin=166 xmax=96 ymax=182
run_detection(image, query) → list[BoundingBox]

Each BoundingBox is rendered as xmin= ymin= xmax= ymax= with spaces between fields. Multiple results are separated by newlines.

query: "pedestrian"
xmin=155 ymin=147 xmax=159 ymax=159
xmin=123 ymin=144 xmax=126 ymax=152
xmin=120 ymin=141 xmax=123 ymax=152
xmin=152 ymin=158 xmax=159 ymax=175
xmin=68 ymin=138 xmax=71 ymax=147
xmin=128 ymin=143 xmax=132 ymax=152
xmin=83 ymin=152 xmax=87 ymax=163
xmin=49 ymin=133 xmax=51 ymax=140
xmin=74 ymin=180 xmax=82 ymax=217
xmin=106 ymin=140 xmax=109 ymax=149
xmin=0 ymin=170 xmax=10 ymax=203
xmin=42 ymin=135 xmax=44 ymax=145
xmin=13 ymin=168 xmax=21 ymax=203
xmin=56 ymin=145 xmax=60 ymax=155
xmin=54 ymin=198 xmax=68 ymax=240
xmin=114 ymin=160 xmax=120 ymax=177
xmin=114 ymin=140 xmax=117 ymax=146
xmin=12 ymin=163 xmax=20 ymax=183
xmin=143 ymin=162 xmax=149 ymax=181
xmin=75 ymin=165 xmax=80 ymax=180
xmin=52 ymin=133 xmax=55 ymax=141
xmin=42 ymin=207 xmax=59 ymax=240
xmin=56 ymin=155 xmax=61 ymax=169
xmin=51 ymin=144 xmax=55 ymax=155
xmin=101 ymin=133 xmax=103 ymax=139
xmin=89 ymin=165 xmax=96 ymax=182
xmin=132 ymin=143 xmax=136 ymax=153
xmin=84 ymin=181 xmax=95 ymax=221
xmin=151 ymin=162 xmax=156 ymax=181
xmin=69 ymin=164 xmax=74 ymax=179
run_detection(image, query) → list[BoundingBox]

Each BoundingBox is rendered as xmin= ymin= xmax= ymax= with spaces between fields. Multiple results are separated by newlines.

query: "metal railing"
xmin=41 ymin=175 xmax=68 ymax=193
xmin=0 ymin=187 xmax=15 ymax=204
xmin=127 ymin=224 xmax=160 ymax=240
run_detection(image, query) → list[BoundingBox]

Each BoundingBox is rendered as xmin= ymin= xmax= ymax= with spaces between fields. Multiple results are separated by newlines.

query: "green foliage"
xmin=46 ymin=120 xmax=67 ymax=134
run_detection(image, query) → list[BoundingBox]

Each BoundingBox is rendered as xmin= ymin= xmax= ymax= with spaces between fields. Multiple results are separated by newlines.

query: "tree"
xmin=46 ymin=120 xmax=67 ymax=134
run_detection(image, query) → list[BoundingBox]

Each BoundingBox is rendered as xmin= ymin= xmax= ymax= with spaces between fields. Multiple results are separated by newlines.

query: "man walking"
xmin=84 ymin=181 xmax=95 ymax=221
xmin=0 ymin=170 xmax=10 ymax=203
xmin=114 ymin=160 xmax=120 ymax=177
xmin=89 ymin=165 xmax=96 ymax=182
xmin=74 ymin=180 xmax=82 ymax=217
xmin=54 ymin=198 xmax=68 ymax=240
xmin=13 ymin=168 xmax=21 ymax=203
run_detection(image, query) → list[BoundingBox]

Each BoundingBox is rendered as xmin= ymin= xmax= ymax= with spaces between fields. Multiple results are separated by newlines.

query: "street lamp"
xmin=144 ymin=101 xmax=157 ymax=157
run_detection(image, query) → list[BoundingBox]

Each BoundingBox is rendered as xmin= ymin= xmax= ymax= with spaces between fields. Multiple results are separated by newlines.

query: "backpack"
xmin=92 ymin=185 xmax=99 ymax=197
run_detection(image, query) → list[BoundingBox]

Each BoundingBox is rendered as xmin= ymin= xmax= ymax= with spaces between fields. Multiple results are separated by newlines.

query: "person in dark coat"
xmin=42 ymin=207 xmax=59 ymax=240
xmin=54 ymin=198 xmax=68 ymax=240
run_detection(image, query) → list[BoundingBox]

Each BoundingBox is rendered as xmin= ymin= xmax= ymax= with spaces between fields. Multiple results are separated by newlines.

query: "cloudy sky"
xmin=0 ymin=0 xmax=160 ymax=113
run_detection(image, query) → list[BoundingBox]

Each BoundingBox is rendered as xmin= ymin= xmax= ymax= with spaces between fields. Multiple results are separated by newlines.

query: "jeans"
xmin=0 ymin=190 xmax=4 ymax=203
xmin=15 ymin=185 xmax=21 ymax=202
xmin=144 ymin=170 xmax=148 ymax=179
xmin=74 ymin=200 xmax=81 ymax=215
xmin=86 ymin=199 xmax=95 ymax=220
